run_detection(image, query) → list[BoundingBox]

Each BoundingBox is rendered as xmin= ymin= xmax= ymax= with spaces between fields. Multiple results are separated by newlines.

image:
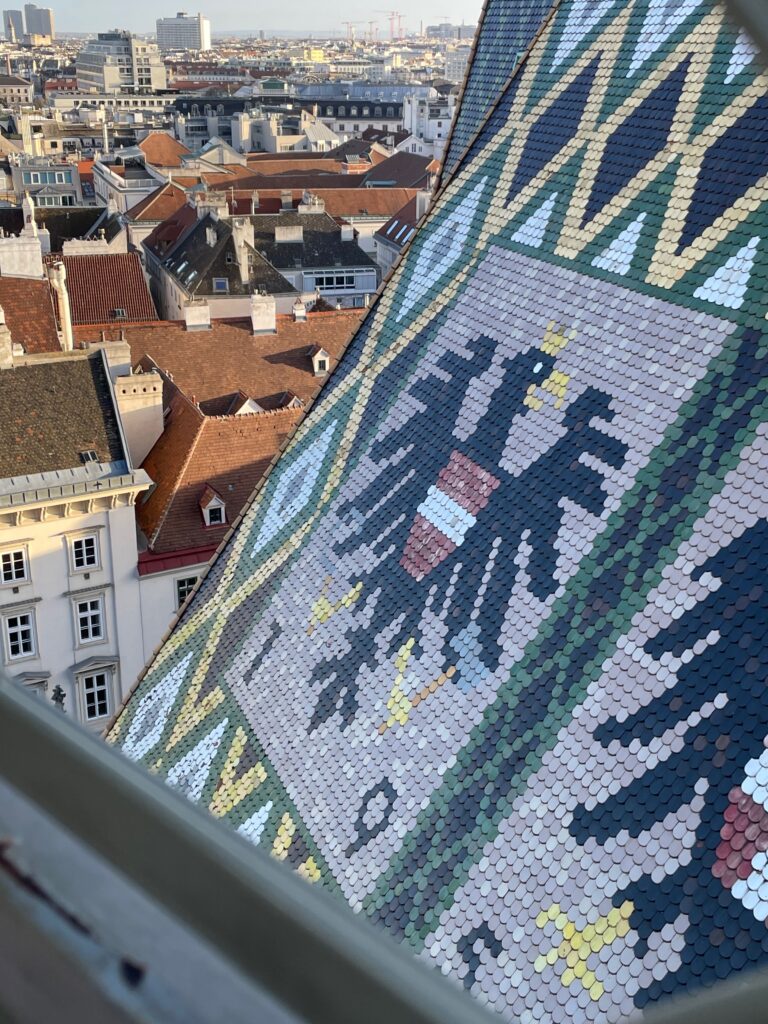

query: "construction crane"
xmin=375 ymin=10 xmax=402 ymax=41
xmin=341 ymin=20 xmax=365 ymax=41
xmin=367 ymin=20 xmax=379 ymax=43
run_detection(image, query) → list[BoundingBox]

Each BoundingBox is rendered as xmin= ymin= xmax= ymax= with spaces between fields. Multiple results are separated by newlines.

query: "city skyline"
xmin=48 ymin=2 xmax=482 ymax=36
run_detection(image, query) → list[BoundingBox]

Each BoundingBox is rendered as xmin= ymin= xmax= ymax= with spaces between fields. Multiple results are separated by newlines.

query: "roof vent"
xmin=79 ymin=450 xmax=99 ymax=464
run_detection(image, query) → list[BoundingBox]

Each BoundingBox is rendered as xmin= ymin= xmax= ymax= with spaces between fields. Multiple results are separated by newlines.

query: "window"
xmin=317 ymin=358 xmax=328 ymax=372
xmin=4 ymin=611 xmax=35 ymax=660
xmin=75 ymin=596 xmax=104 ymax=644
xmin=1 ymin=548 xmax=27 ymax=584
xmin=212 ymin=278 xmax=229 ymax=294
xmin=71 ymin=534 xmax=99 ymax=570
xmin=176 ymin=576 xmax=198 ymax=607
xmin=82 ymin=671 xmax=110 ymax=720
xmin=206 ymin=505 xmax=224 ymax=525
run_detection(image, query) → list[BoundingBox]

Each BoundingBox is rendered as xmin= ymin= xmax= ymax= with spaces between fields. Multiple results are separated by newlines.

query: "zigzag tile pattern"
xmin=442 ymin=0 xmax=554 ymax=178
xmin=111 ymin=2 xmax=768 ymax=1019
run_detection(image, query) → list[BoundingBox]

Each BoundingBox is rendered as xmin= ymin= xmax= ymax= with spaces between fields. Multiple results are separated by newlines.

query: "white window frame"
xmin=176 ymin=575 xmax=198 ymax=608
xmin=203 ymin=500 xmax=226 ymax=527
xmin=69 ymin=532 xmax=100 ymax=573
xmin=73 ymin=594 xmax=106 ymax=646
xmin=3 ymin=608 xmax=37 ymax=662
xmin=0 ymin=545 xmax=29 ymax=586
xmin=80 ymin=669 xmax=112 ymax=722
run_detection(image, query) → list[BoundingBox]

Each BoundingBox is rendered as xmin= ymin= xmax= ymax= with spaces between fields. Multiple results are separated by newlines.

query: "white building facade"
xmin=76 ymin=32 xmax=168 ymax=94
xmin=156 ymin=12 xmax=211 ymax=52
xmin=0 ymin=341 xmax=153 ymax=730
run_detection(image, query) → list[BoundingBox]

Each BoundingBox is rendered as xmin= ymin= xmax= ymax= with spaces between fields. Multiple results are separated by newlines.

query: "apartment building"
xmin=156 ymin=12 xmax=211 ymax=53
xmin=0 ymin=331 xmax=152 ymax=729
xmin=76 ymin=31 xmax=167 ymax=94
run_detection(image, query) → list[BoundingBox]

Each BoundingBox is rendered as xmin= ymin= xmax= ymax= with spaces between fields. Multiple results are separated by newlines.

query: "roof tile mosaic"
xmin=110 ymin=1 xmax=768 ymax=1019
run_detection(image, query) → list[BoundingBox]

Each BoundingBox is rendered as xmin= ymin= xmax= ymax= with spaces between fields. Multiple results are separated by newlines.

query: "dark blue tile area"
xmin=507 ymin=56 xmax=601 ymax=203
xmin=678 ymin=93 xmax=768 ymax=253
xmin=581 ymin=56 xmax=690 ymax=226
xmin=443 ymin=0 xmax=555 ymax=179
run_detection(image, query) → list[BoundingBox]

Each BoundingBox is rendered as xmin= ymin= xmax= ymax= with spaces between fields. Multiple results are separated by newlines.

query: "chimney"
xmin=113 ymin=368 xmax=164 ymax=466
xmin=195 ymin=190 xmax=229 ymax=221
xmin=103 ymin=337 xmax=132 ymax=381
xmin=280 ymin=189 xmax=293 ymax=211
xmin=231 ymin=217 xmax=255 ymax=284
xmin=21 ymin=191 xmax=38 ymax=238
xmin=183 ymin=302 xmax=211 ymax=331
xmin=416 ymin=189 xmax=431 ymax=220
xmin=48 ymin=261 xmax=74 ymax=352
xmin=0 ymin=305 xmax=13 ymax=370
xmin=340 ymin=223 xmax=354 ymax=242
xmin=250 ymin=191 xmax=259 ymax=213
xmin=251 ymin=293 xmax=276 ymax=334
xmin=274 ymin=224 xmax=303 ymax=244
xmin=292 ymin=298 xmax=307 ymax=322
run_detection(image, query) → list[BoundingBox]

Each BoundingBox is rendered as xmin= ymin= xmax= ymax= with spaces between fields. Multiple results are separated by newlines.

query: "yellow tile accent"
xmin=209 ymin=726 xmax=268 ymax=818
xmin=308 ymin=577 xmax=363 ymax=634
xmin=272 ymin=812 xmax=296 ymax=860
xmin=534 ymin=900 xmax=634 ymax=1002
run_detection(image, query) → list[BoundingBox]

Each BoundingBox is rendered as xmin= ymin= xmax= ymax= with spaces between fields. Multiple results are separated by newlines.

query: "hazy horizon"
xmin=53 ymin=3 xmax=482 ymax=36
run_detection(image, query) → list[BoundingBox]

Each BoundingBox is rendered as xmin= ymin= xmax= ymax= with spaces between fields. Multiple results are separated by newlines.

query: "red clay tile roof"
xmin=76 ymin=311 xmax=362 ymax=407
xmin=138 ymin=391 xmax=303 ymax=553
xmin=77 ymin=159 xmax=95 ymax=184
xmin=0 ymin=277 xmax=60 ymax=353
xmin=75 ymin=310 xmax=363 ymax=553
xmin=138 ymin=132 xmax=191 ymax=169
xmin=244 ymin=156 xmax=345 ymax=176
xmin=143 ymin=202 xmax=197 ymax=258
xmin=60 ymin=253 xmax=158 ymax=326
xmin=230 ymin=187 xmax=419 ymax=218
xmin=127 ymin=181 xmax=188 ymax=223
xmin=374 ymin=195 xmax=420 ymax=247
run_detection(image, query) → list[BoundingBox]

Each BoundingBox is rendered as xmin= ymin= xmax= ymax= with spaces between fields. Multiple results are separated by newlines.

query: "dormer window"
xmin=309 ymin=346 xmax=331 ymax=377
xmin=200 ymin=485 xmax=226 ymax=527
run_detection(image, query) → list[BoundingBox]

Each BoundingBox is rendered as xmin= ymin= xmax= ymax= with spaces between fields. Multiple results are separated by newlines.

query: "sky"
xmin=57 ymin=2 xmax=483 ymax=35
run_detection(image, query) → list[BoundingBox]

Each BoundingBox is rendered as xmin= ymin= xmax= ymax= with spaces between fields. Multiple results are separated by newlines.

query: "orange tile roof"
xmin=244 ymin=156 xmax=345 ymax=176
xmin=77 ymin=159 xmax=95 ymax=183
xmin=59 ymin=253 xmax=158 ymax=326
xmin=139 ymin=391 xmax=302 ymax=553
xmin=75 ymin=310 xmax=363 ymax=554
xmin=231 ymin=187 xmax=419 ymax=218
xmin=138 ymin=131 xmax=191 ymax=169
xmin=142 ymin=202 xmax=197 ymax=258
xmin=127 ymin=181 xmax=188 ymax=223
xmin=77 ymin=311 xmax=362 ymax=407
xmin=0 ymin=277 xmax=60 ymax=353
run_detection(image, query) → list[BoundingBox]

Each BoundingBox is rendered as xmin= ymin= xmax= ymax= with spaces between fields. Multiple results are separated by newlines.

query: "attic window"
xmin=205 ymin=504 xmax=224 ymax=526
xmin=79 ymin=450 xmax=98 ymax=464
xmin=112 ymin=308 xmax=127 ymax=320
xmin=200 ymin=487 xmax=226 ymax=527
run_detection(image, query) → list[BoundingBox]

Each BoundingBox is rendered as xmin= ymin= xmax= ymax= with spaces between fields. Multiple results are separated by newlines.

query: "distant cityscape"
xmin=0 ymin=3 xmax=480 ymax=724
